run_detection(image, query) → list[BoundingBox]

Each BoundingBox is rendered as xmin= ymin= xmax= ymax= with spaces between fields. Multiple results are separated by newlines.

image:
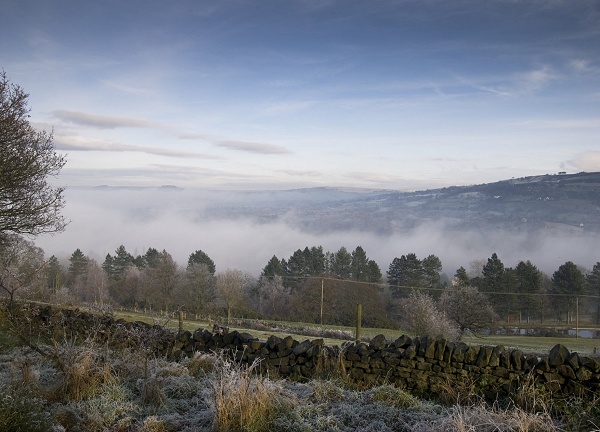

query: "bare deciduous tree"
xmin=397 ymin=291 xmax=459 ymax=340
xmin=0 ymin=71 xmax=66 ymax=243
xmin=178 ymin=262 xmax=216 ymax=317
xmin=439 ymin=285 xmax=498 ymax=335
xmin=216 ymin=269 xmax=252 ymax=325
xmin=0 ymin=234 xmax=45 ymax=313
xmin=258 ymin=275 xmax=289 ymax=317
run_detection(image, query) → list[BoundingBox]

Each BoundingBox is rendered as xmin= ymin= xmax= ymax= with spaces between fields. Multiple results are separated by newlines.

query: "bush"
xmin=0 ymin=386 xmax=52 ymax=432
xmin=397 ymin=292 xmax=459 ymax=340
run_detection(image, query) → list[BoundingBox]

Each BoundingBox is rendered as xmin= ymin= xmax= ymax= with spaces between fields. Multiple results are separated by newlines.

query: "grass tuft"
xmin=211 ymin=353 xmax=294 ymax=432
xmin=55 ymin=346 xmax=116 ymax=401
xmin=141 ymin=377 xmax=167 ymax=408
xmin=368 ymin=384 xmax=422 ymax=409
xmin=186 ymin=351 xmax=217 ymax=377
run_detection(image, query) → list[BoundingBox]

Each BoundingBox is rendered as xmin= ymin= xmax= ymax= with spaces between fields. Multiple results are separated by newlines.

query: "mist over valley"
xmin=37 ymin=172 xmax=600 ymax=277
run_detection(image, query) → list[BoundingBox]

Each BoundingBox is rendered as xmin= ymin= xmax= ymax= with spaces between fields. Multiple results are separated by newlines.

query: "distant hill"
xmin=201 ymin=172 xmax=600 ymax=236
xmin=54 ymin=172 xmax=600 ymax=275
xmin=81 ymin=172 xmax=600 ymax=237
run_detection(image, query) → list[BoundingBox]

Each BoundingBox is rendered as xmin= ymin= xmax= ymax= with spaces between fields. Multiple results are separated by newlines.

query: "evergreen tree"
xmin=330 ymin=246 xmax=352 ymax=279
xmin=68 ymin=249 xmax=88 ymax=282
xmin=350 ymin=246 xmax=369 ymax=281
xmin=387 ymin=253 xmax=423 ymax=297
xmin=551 ymin=261 xmax=586 ymax=321
xmin=187 ymin=249 xmax=216 ymax=275
xmin=587 ymin=262 xmax=600 ymax=324
xmin=422 ymin=254 xmax=442 ymax=291
xmin=482 ymin=253 xmax=505 ymax=292
xmin=365 ymin=260 xmax=383 ymax=283
xmin=454 ymin=266 xmax=470 ymax=287
xmin=515 ymin=260 xmax=543 ymax=322
xmin=101 ymin=254 xmax=115 ymax=278
xmin=180 ymin=262 xmax=216 ymax=316
xmin=481 ymin=253 xmax=505 ymax=316
xmin=262 ymin=255 xmax=285 ymax=278
xmin=306 ymin=246 xmax=326 ymax=276
xmin=143 ymin=247 xmax=161 ymax=268
xmin=144 ymin=250 xmax=179 ymax=311
xmin=286 ymin=249 xmax=307 ymax=291
xmin=45 ymin=255 xmax=64 ymax=295
xmin=112 ymin=245 xmax=135 ymax=279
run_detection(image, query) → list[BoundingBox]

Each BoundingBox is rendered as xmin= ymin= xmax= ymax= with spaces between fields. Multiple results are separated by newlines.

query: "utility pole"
xmin=320 ymin=279 xmax=324 ymax=325
xmin=576 ymin=296 xmax=579 ymax=339
xmin=356 ymin=303 xmax=362 ymax=341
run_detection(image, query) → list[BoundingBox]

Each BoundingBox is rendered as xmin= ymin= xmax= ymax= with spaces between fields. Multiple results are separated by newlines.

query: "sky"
xmin=2 ymin=0 xmax=600 ymax=192
xmin=3 ymin=0 xmax=600 ymax=274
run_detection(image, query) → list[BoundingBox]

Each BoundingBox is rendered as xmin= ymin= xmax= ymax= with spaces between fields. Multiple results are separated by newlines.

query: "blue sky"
xmin=3 ymin=0 xmax=600 ymax=191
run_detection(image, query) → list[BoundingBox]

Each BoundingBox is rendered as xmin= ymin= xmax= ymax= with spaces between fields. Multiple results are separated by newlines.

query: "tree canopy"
xmin=0 ymin=71 xmax=66 ymax=242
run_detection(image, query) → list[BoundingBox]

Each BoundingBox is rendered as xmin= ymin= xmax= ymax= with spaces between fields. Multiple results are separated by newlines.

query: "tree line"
xmin=2 ymin=237 xmax=600 ymax=332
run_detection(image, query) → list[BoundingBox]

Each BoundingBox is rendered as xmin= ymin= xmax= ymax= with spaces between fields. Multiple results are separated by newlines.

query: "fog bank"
xmin=35 ymin=187 xmax=600 ymax=277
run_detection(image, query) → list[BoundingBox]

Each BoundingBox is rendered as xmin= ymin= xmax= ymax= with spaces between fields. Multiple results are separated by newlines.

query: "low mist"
xmin=35 ymin=187 xmax=600 ymax=277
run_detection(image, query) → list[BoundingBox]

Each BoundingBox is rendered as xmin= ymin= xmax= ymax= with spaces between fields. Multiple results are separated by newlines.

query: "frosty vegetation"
xmin=1 ymin=313 xmax=599 ymax=432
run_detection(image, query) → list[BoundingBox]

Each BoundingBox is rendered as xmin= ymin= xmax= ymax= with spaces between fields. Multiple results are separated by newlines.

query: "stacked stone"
xmin=175 ymin=329 xmax=330 ymax=379
xmin=341 ymin=334 xmax=600 ymax=398
xmin=12 ymin=303 xmax=600 ymax=400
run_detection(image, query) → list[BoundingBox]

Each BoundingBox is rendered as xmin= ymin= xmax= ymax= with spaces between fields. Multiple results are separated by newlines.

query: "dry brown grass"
xmin=186 ymin=351 xmax=216 ymax=378
xmin=54 ymin=344 xmax=116 ymax=401
xmin=211 ymin=353 xmax=294 ymax=432
xmin=436 ymin=375 xmax=482 ymax=406
xmin=446 ymin=402 xmax=557 ymax=432
xmin=10 ymin=354 xmax=40 ymax=389
xmin=141 ymin=377 xmax=167 ymax=408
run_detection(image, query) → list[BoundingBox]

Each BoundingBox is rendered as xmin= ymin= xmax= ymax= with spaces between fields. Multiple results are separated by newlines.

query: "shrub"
xmin=397 ymin=291 xmax=459 ymax=340
xmin=141 ymin=377 xmax=167 ymax=408
xmin=444 ymin=402 xmax=557 ymax=432
xmin=310 ymin=379 xmax=347 ymax=401
xmin=70 ymin=383 xmax=140 ymax=431
xmin=0 ymin=386 xmax=52 ymax=432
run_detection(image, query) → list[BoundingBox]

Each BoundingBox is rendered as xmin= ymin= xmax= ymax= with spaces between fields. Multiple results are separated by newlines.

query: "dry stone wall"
xmin=10 ymin=303 xmax=600 ymax=401
xmin=177 ymin=329 xmax=600 ymax=400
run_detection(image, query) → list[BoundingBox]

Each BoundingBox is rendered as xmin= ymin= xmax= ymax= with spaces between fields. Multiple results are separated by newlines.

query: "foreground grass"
xmin=2 ymin=342 xmax=595 ymax=432
xmin=1 ymin=308 xmax=599 ymax=432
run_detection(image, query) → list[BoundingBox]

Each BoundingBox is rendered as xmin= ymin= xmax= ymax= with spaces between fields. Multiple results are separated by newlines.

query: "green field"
xmin=114 ymin=310 xmax=600 ymax=356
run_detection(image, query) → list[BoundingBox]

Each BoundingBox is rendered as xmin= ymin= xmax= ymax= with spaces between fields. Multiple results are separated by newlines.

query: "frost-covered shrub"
xmin=397 ymin=291 xmax=459 ymax=340
xmin=68 ymin=383 xmax=140 ymax=431
xmin=0 ymin=386 xmax=52 ymax=432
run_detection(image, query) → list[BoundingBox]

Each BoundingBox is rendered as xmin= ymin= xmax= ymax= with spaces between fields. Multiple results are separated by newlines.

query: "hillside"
xmin=201 ymin=172 xmax=600 ymax=236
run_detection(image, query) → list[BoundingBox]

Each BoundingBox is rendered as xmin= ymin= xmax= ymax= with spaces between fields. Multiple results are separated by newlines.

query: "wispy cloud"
xmin=216 ymin=140 xmax=293 ymax=155
xmin=53 ymin=110 xmax=159 ymax=129
xmin=568 ymin=151 xmax=600 ymax=172
xmin=260 ymin=100 xmax=319 ymax=115
xmin=181 ymin=133 xmax=293 ymax=155
xmin=179 ymin=133 xmax=212 ymax=140
xmin=100 ymin=80 xmax=155 ymax=96
xmin=278 ymin=169 xmax=323 ymax=177
xmin=54 ymin=135 xmax=220 ymax=159
xmin=513 ymin=118 xmax=600 ymax=129
xmin=515 ymin=66 xmax=558 ymax=94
